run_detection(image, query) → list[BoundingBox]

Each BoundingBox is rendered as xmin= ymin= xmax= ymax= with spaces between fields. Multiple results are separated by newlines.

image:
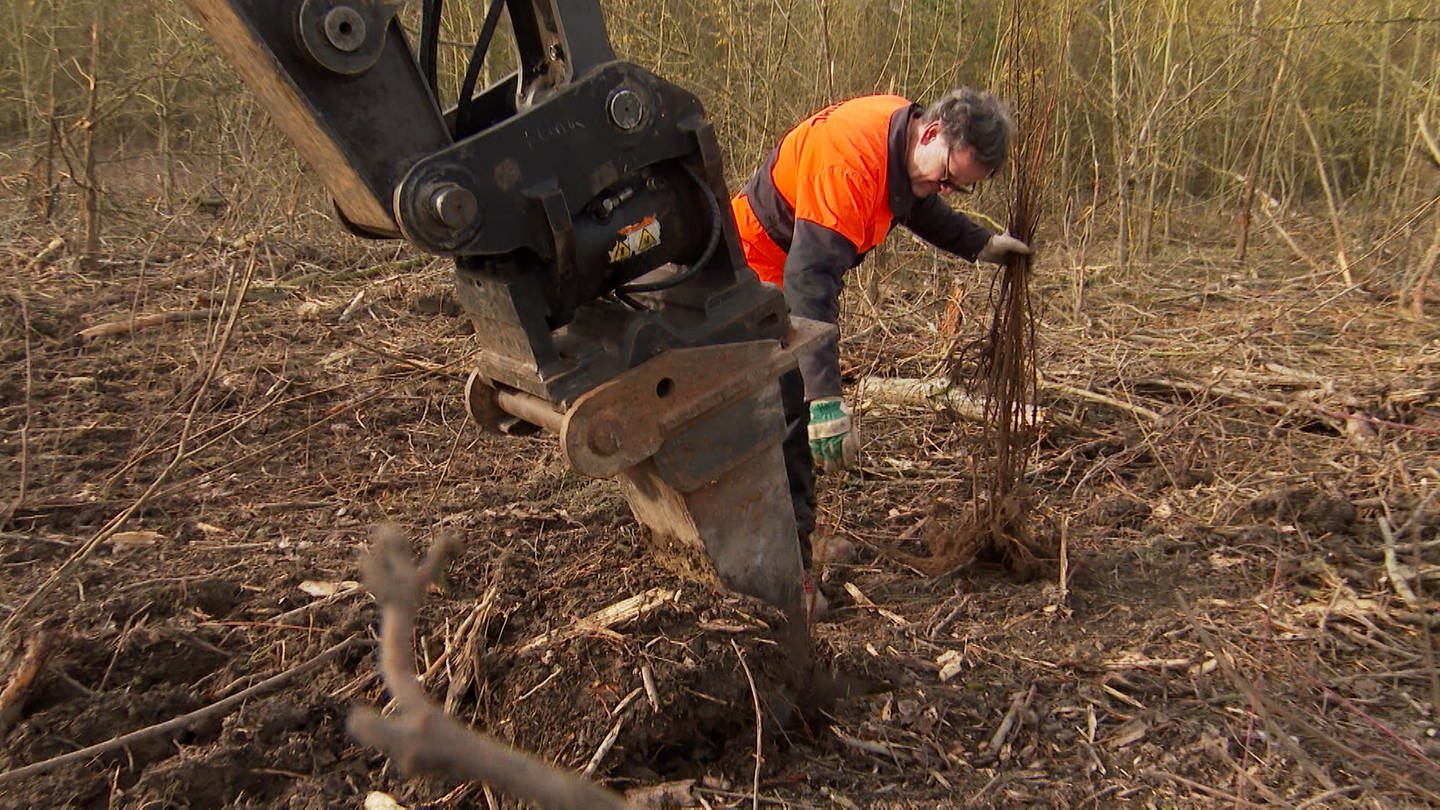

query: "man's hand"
xmin=808 ymin=397 xmax=858 ymax=472
xmin=977 ymin=232 xmax=1031 ymax=265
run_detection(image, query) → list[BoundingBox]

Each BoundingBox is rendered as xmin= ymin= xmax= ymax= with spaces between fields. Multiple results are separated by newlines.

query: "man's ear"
xmin=919 ymin=121 xmax=942 ymax=145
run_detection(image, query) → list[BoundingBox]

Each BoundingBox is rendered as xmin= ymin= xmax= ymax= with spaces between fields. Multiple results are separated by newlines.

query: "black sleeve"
xmin=783 ymin=219 xmax=859 ymax=401
xmin=900 ymin=196 xmax=993 ymax=262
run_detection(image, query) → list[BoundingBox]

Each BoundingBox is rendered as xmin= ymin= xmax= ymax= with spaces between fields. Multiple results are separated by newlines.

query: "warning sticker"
xmin=608 ymin=215 xmax=662 ymax=263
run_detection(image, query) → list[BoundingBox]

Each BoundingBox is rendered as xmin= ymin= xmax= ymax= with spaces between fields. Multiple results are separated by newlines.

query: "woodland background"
xmin=1 ymin=0 xmax=1436 ymax=298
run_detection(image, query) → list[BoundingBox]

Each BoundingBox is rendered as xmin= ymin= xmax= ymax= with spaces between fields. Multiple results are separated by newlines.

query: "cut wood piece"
xmin=0 ymin=629 xmax=61 ymax=735
xmin=625 ymin=780 xmax=696 ymax=809
xmin=859 ymin=375 xmax=1156 ymax=425
xmin=518 ymin=588 xmax=678 ymax=655
xmin=28 ymin=237 xmax=65 ymax=268
xmin=857 ymin=377 xmax=1033 ymax=422
xmin=77 ymin=308 xmax=218 ymax=339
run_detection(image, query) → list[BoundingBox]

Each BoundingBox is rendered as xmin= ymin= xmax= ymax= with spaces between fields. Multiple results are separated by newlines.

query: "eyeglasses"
xmin=939 ymin=144 xmax=994 ymax=195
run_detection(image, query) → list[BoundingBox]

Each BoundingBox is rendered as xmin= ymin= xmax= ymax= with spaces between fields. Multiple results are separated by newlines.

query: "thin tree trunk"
xmin=81 ymin=16 xmax=103 ymax=270
xmin=1236 ymin=0 xmax=1301 ymax=264
xmin=1106 ymin=0 xmax=1129 ymax=269
xmin=40 ymin=57 xmax=58 ymax=222
xmin=156 ymin=19 xmax=176 ymax=212
xmin=1297 ymin=106 xmax=1353 ymax=287
xmin=1139 ymin=0 xmax=1182 ymax=262
xmin=1408 ymin=214 xmax=1440 ymax=319
xmin=1364 ymin=0 xmax=1394 ymax=200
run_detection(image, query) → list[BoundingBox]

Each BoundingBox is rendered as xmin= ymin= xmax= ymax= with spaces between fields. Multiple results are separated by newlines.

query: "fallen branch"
xmin=0 ymin=628 xmax=61 ymax=736
xmin=857 ymin=376 xmax=992 ymax=422
xmin=77 ymin=308 xmax=218 ymax=339
xmin=345 ymin=527 xmax=630 ymax=810
xmin=0 ymin=633 xmax=364 ymax=785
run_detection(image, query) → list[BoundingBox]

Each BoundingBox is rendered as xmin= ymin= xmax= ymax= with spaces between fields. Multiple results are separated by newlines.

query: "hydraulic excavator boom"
xmin=183 ymin=0 xmax=829 ymax=617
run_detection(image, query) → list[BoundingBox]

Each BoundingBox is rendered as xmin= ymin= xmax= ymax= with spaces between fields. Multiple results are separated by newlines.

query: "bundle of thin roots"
xmin=899 ymin=247 xmax=1050 ymax=580
xmin=901 ymin=7 xmax=1062 ymax=580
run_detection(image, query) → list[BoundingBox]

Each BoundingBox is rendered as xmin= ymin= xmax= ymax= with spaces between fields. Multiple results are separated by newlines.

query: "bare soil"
xmin=2 ymin=211 xmax=1438 ymax=808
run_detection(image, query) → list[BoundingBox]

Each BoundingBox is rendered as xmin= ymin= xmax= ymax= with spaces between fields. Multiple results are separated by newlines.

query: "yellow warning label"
xmin=609 ymin=215 xmax=662 ymax=263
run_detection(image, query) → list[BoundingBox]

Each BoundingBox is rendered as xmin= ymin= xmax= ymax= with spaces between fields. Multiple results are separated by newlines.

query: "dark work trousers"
xmin=780 ymin=367 xmax=817 ymax=570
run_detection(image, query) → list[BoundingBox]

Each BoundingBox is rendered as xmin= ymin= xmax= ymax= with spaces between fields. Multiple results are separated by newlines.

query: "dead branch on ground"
xmin=0 ymin=634 xmax=364 ymax=785
xmin=346 ymin=526 xmax=631 ymax=810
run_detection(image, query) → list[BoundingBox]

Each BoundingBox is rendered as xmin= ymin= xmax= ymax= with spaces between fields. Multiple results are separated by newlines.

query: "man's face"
xmin=912 ymin=124 xmax=993 ymax=198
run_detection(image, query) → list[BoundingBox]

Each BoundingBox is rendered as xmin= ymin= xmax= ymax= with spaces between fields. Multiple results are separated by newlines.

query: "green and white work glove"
xmin=808 ymin=397 xmax=859 ymax=472
xmin=977 ymin=232 xmax=1031 ymax=265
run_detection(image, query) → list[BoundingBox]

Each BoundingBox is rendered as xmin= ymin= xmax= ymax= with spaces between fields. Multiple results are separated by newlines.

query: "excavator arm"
xmin=183 ymin=0 xmax=828 ymax=615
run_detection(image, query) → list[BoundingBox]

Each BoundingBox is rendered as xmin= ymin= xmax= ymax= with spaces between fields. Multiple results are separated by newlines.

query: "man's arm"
xmin=900 ymin=195 xmax=994 ymax=262
xmin=782 ymin=220 xmax=858 ymax=401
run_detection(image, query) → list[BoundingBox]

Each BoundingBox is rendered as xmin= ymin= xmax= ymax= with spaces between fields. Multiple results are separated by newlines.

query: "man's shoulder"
xmin=833 ymin=94 xmax=913 ymax=116
xmin=807 ymin=95 xmax=911 ymax=148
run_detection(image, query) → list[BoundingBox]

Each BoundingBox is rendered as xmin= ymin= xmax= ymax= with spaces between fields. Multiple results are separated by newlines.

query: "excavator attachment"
xmin=467 ymin=323 xmax=827 ymax=612
xmin=183 ymin=0 xmax=829 ymax=618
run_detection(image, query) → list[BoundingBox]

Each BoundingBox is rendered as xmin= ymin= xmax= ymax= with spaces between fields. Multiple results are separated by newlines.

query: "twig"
xmin=1295 ymin=786 xmax=1365 ymax=809
xmin=640 ymin=663 xmax=660 ymax=712
xmin=987 ymin=683 xmax=1036 ymax=756
xmin=287 ymin=255 xmax=428 ymax=287
xmin=1408 ymin=480 xmax=1440 ymax=726
xmin=345 ymin=527 xmax=630 ymax=810
xmin=583 ymin=688 xmax=642 ymax=778
xmin=731 ymin=639 xmax=763 ymax=810
xmin=338 ymin=289 xmax=367 ymax=322
xmin=0 ymin=633 xmax=365 ymax=785
xmin=1289 ymin=661 xmax=1440 ymax=782
xmin=1180 ymin=597 xmax=1339 ymax=791
xmin=1144 ymin=769 xmax=1267 ymax=808
xmin=1419 ymin=113 xmax=1440 ymax=169
xmin=1056 ymin=516 xmax=1070 ymax=609
xmin=269 ymin=583 xmax=366 ymax=627
xmin=1041 ymin=376 xmax=1165 ymax=425
xmin=1379 ymin=517 xmax=1422 ymax=609
xmin=831 ymin=727 xmax=908 ymax=764
xmin=517 ymin=589 xmax=677 ymax=655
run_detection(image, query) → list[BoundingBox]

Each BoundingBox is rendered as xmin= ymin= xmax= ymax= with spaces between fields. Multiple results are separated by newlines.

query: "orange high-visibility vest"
xmin=732 ymin=95 xmax=911 ymax=285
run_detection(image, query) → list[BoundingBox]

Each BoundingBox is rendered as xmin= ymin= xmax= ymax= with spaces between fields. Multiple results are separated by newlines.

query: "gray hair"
xmin=921 ymin=88 xmax=1015 ymax=170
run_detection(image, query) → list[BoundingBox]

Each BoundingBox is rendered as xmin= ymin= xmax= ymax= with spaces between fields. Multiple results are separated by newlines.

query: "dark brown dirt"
xmin=2 ymin=214 xmax=1438 ymax=808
